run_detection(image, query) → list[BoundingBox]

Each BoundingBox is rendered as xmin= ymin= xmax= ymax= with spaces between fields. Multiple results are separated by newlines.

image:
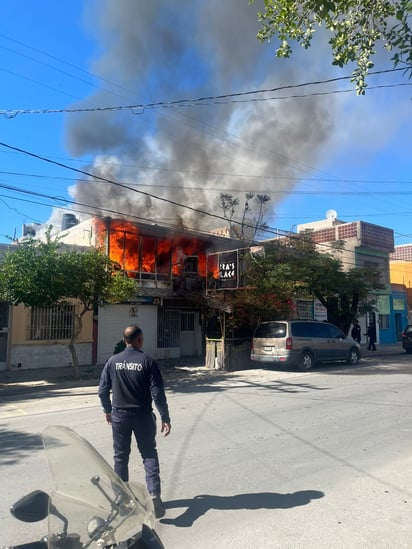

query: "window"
xmin=181 ymin=312 xmax=195 ymax=332
xmin=157 ymin=309 xmax=180 ymax=348
xmin=362 ymin=258 xmax=389 ymax=285
xmin=327 ymin=325 xmax=344 ymax=339
xmin=255 ymin=322 xmax=286 ymax=338
xmin=292 ymin=322 xmax=316 ymax=337
xmin=379 ymin=314 xmax=389 ymax=329
xmin=29 ymin=304 xmax=74 ymax=341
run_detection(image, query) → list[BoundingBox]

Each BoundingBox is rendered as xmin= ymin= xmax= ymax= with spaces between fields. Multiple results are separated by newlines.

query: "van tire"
xmin=298 ymin=351 xmax=314 ymax=371
xmin=347 ymin=348 xmax=360 ymax=365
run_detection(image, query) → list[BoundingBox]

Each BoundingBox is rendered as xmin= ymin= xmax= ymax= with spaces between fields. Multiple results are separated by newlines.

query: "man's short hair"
xmin=123 ymin=325 xmax=143 ymax=343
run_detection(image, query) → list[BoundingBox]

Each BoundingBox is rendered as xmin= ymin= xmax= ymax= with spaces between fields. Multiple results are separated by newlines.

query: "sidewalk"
xmin=0 ymin=343 xmax=405 ymax=396
xmin=0 ymin=357 xmax=206 ymax=396
xmin=359 ymin=341 xmax=404 ymax=356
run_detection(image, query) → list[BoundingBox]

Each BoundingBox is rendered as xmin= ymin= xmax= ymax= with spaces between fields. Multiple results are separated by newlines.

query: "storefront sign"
xmin=393 ymin=298 xmax=405 ymax=310
xmin=314 ymin=300 xmax=328 ymax=321
xmin=218 ymin=250 xmax=238 ymax=289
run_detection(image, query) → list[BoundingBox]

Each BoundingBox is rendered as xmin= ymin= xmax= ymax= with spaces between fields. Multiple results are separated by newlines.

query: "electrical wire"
xmin=0 ymin=169 xmax=411 ymax=187
xmin=1 ymin=33 xmax=409 ymax=267
xmin=1 ymin=175 xmax=409 ymax=275
xmin=1 ymin=66 xmax=410 ymax=118
xmin=1 ymin=142 xmax=410 ymax=256
xmin=0 ymin=31 xmax=136 ymax=97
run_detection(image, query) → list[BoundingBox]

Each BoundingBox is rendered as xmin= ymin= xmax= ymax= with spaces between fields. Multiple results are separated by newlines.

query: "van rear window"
xmin=254 ymin=322 xmax=286 ymax=338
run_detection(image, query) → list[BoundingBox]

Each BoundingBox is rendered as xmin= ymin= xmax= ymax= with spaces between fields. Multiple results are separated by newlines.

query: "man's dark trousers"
xmin=111 ymin=408 xmax=161 ymax=495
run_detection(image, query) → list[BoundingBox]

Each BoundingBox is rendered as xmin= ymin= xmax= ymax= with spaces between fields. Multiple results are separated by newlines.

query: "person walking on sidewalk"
xmin=98 ymin=325 xmax=171 ymax=518
xmin=351 ymin=319 xmax=361 ymax=344
xmin=367 ymin=323 xmax=377 ymax=351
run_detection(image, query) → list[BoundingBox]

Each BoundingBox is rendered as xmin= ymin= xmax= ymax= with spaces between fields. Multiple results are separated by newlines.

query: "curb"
xmin=0 ymin=346 xmax=406 ymax=397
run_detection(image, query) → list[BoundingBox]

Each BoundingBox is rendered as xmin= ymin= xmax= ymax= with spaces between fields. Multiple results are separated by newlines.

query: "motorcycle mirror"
xmin=10 ymin=490 xmax=49 ymax=522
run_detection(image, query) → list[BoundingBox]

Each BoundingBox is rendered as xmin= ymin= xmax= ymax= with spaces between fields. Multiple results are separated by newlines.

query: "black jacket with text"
xmin=98 ymin=347 xmax=170 ymax=423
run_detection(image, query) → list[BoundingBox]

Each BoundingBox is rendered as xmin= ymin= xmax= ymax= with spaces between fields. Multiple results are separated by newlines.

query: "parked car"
xmin=401 ymin=325 xmax=412 ymax=353
xmin=251 ymin=320 xmax=361 ymax=370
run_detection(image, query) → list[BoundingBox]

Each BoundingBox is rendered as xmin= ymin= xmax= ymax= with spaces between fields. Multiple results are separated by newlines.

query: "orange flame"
xmin=94 ymin=218 xmax=219 ymax=278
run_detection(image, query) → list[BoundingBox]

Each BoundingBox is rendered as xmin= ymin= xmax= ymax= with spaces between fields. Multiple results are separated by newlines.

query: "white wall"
xmin=97 ymin=305 xmax=204 ymax=364
xmin=180 ymin=311 xmax=202 ymax=356
xmin=9 ymin=343 xmax=91 ymax=370
xmin=97 ymin=304 xmax=157 ymax=364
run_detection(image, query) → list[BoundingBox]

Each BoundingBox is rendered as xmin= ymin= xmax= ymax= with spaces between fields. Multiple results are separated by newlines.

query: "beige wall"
xmin=10 ymin=302 xmax=93 ymax=345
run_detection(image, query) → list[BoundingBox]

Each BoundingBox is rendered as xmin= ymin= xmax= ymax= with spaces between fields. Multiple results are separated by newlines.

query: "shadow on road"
xmin=161 ymin=490 xmax=324 ymax=527
xmin=165 ymin=369 xmax=330 ymax=395
xmin=0 ymin=427 xmax=43 ymax=465
xmin=0 ymin=367 xmax=331 ymax=404
xmin=307 ymin=354 xmax=412 ymax=376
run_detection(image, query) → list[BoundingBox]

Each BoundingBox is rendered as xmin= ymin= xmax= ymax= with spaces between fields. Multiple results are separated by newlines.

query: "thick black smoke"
xmin=63 ymin=0 xmax=334 ymax=235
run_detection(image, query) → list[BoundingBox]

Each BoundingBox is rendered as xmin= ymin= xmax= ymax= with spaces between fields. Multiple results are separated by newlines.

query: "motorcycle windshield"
xmin=42 ymin=425 xmax=153 ymax=549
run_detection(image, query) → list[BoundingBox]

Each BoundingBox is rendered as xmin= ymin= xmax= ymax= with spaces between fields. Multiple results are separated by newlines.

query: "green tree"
xmin=283 ymin=235 xmax=384 ymax=331
xmin=221 ymin=235 xmax=384 ymax=333
xmin=253 ymin=0 xmax=412 ymax=94
xmin=0 ymin=235 xmax=138 ymax=377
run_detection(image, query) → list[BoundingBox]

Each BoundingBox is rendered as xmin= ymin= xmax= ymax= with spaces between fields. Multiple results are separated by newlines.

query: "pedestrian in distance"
xmin=98 ymin=325 xmax=171 ymax=518
xmin=367 ymin=323 xmax=377 ymax=351
xmin=351 ymin=319 xmax=361 ymax=344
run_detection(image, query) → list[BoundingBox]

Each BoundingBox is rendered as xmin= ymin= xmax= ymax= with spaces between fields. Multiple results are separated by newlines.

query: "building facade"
xmin=1 ymin=217 xmax=241 ymax=371
xmin=296 ymin=216 xmax=398 ymax=343
xmin=390 ymin=243 xmax=412 ymax=324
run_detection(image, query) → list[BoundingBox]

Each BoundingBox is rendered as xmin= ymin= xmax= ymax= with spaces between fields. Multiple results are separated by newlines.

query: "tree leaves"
xmin=0 ymin=238 xmax=138 ymax=310
xmin=253 ymin=0 xmax=411 ymax=94
xmin=227 ymin=234 xmax=384 ymax=331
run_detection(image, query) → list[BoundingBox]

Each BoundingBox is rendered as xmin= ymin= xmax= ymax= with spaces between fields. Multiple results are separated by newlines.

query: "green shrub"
xmin=113 ymin=340 xmax=126 ymax=354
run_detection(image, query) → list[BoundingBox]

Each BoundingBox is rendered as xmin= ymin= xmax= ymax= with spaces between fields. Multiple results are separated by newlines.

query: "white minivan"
xmin=251 ymin=320 xmax=361 ymax=370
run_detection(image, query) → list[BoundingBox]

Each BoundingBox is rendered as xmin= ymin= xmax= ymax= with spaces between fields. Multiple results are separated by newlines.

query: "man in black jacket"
xmin=98 ymin=325 xmax=171 ymax=518
xmin=351 ymin=319 xmax=361 ymax=344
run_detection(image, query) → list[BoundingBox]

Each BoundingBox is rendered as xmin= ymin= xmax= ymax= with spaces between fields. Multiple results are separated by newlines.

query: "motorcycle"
xmin=3 ymin=425 xmax=164 ymax=549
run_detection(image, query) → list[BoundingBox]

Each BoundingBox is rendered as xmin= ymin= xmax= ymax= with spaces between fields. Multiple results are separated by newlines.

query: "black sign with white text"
xmin=218 ymin=250 xmax=238 ymax=289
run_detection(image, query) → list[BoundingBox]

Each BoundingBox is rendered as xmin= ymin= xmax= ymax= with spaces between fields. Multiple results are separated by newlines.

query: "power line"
xmin=1 ymin=66 xmax=409 ymax=118
xmin=4 ymin=185 xmax=412 ymax=244
xmin=1 ymin=168 xmax=411 ymax=187
xmin=0 ymin=189 xmax=378 ymax=271
xmin=0 ymin=67 xmax=79 ymax=102
xmin=2 ymin=31 xmax=328 ymax=186
xmin=1 ymin=172 xmax=409 ymax=273
xmin=0 ymin=43 xmax=98 ymax=91
xmin=0 ymin=32 xmax=135 ymax=98
xmin=0 ymin=142 xmax=404 ymax=250
xmin=1 ymin=33 xmax=409 ymax=231
xmin=0 ymin=191 xmax=188 ymax=235
xmin=1 ymin=141 xmax=410 ymax=239
xmin=0 ymin=142 xmax=243 ymax=227
xmin=1 ymin=143 xmax=411 ymax=257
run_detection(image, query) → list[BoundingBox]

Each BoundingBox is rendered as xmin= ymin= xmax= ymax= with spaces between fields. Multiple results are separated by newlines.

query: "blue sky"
xmin=0 ymin=0 xmax=411 ymax=246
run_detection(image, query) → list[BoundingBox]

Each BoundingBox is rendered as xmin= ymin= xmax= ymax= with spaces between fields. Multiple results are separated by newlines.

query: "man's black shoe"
xmin=150 ymin=494 xmax=165 ymax=518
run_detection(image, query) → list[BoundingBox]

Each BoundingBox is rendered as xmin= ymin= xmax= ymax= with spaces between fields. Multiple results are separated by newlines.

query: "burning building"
xmin=57 ymin=216 xmax=242 ymax=363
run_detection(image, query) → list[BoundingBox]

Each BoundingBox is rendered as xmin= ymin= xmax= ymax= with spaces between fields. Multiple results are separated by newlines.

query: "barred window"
xmin=157 ymin=309 xmax=180 ymax=348
xmin=181 ymin=312 xmax=195 ymax=332
xmin=29 ymin=304 xmax=74 ymax=341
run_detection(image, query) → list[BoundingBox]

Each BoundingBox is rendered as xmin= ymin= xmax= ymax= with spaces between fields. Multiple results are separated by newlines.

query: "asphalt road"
xmin=1 ymin=353 xmax=411 ymax=549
